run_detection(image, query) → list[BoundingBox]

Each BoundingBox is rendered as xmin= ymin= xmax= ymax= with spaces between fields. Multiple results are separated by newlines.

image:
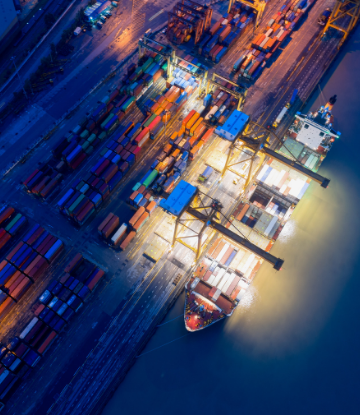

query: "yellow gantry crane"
xmin=228 ymin=0 xmax=267 ymax=28
xmin=323 ymin=0 xmax=360 ymax=47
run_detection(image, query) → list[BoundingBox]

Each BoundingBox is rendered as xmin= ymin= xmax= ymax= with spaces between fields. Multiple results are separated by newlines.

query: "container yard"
xmin=0 ymin=0 xmax=354 ymax=412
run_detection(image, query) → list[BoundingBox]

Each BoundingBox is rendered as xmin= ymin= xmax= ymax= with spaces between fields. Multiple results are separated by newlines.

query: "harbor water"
xmin=102 ymin=26 xmax=360 ymax=415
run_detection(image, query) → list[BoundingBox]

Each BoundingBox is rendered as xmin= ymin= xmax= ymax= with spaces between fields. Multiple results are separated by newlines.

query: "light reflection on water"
xmin=102 ymin=27 xmax=360 ymax=415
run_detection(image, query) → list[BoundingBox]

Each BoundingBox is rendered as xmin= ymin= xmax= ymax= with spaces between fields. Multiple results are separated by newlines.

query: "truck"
xmin=318 ymin=8 xmax=331 ymax=26
xmin=74 ymin=27 xmax=82 ymax=36
xmin=272 ymin=89 xmax=298 ymax=128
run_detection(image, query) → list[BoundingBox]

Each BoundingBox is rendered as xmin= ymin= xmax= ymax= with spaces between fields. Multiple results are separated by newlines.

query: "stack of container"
xmin=23 ymin=165 xmax=63 ymax=199
xmin=0 ymin=253 xmax=106 ymax=402
xmin=0 ymin=224 xmax=63 ymax=318
xmin=22 ymin=44 xmax=167 ymax=204
xmin=234 ymin=0 xmax=314 ymax=80
xmin=198 ymin=5 xmax=254 ymax=62
xmin=98 ymin=213 xmax=120 ymax=240
xmin=0 ymin=206 xmax=27 ymax=252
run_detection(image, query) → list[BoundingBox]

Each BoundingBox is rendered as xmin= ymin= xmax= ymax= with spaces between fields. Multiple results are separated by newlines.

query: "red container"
xmin=34 ymin=304 xmax=45 ymax=316
xmin=95 ymin=159 xmax=110 ymax=177
xmin=37 ymin=235 xmax=56 ymax=255
xmin=119 ymin=161 xmax=129 ymax=173
xmin=146 ymin=200 xmax=157 ymax=215
xmin=120 ymin=231 xmax=136 ymax=251
xmin=0 ymin=232 xmax=10 ymax=250
xmin=86 ymin=270 xmax=105 ymax=291
xmin=65 ymin=253 xmax=83 ymax=273
xmin=109 ymin=89 xmax=119 ymax=102
xmin=37 ymin=331 xmax=57 ymax=355
xmin=131 ymin=146 xmax=141 ymax=161
xmin=129 ymin=207 xmax=145 ymax=227
xmin=76 ymin=200 xmax=95 ymax=223
xmin=5 ymin=270 xmax=23 ymax=290
xmin=11 ymin=276 xmax=31 ymax=301
xmin=134 ymin=128 xmax=150 ymax=147
xmin=102 ymin=163 xmax=118 ymax=183
xmin=6 ymin=241 xmax=24 ymax=261
xmin=28 ymin=258 xmax=48 ymax=280
xmin=102 ymin=216 xmax=119 ymax=239
xmin=115 ymin=144 xmax=123 ymax=154
xmin=27 ymin=227 xmax=45 ymax=246
xmin=0 ymin=297 xmax=14 ymax=318
xmin=24 ymin=255 xmax=43 ymax=276
xmin=70 ymin=152 xmax=87 ymax=170
xmin=23 ymin=170 xmax=39 ymax=187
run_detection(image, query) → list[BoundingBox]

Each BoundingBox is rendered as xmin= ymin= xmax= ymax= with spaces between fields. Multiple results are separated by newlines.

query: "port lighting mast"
xmin=323 ymin=0 xmax=360 ymax=47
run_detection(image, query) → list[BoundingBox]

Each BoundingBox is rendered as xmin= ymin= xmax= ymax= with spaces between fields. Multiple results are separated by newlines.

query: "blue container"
xmin=91 ymin=157 xmax=105 ymax=174
xmin=151 ymin=160 xmax=159 ymax=169
xmin=108 ymin=171 xmax=122 ymax=192
xmin=120 ymin=136 xmax=130 ymax=147
xmin=126 ymin=153 xmax=135 ymax=166
xmin=20 ymin=251 xmax=38 ymax=272
xmin=27 ymin=171 xmax=43 ymax=189
xmin=58 ymin=189 xmax=74 ymax=209
xmin=23 ymin=224 xmax=40 ymax=243
xmin=66 ymin=145 xmax=82 ymax=162
xmin=32 ymin=231 xmax=49 ymax=249
xmin=134 ymin=194 xmax=143 ymax=205
xmin=9 ymin=216 xmax=27 ymax=235
xmin=45 ymin=240 xmax=63 ymax=261
xmin=112 ymin=154 xmax=121 ymax=164
xmin=92 ymin=102 xmax=106 ymax=120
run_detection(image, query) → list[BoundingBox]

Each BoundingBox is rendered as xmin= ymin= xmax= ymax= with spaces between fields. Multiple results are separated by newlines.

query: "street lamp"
xmin=10 ymin=56 xmax=28 ymax=99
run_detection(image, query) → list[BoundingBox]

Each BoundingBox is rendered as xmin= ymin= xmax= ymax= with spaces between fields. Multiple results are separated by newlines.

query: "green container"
xmin=80 ymin=129 xmax=89 ymax=139
xmin=145 ymin=62 xmax=156 ymax=74
xmin=85 ymin=145 xmax=94 ymax=155
xmin=101 ymin=113 xmax=114 ymax=130
xmin=154 ymin=54 xmax=162 ymax=63
xmin=68 ymin=194 xmax=85 ymax=214
xmin=82 ymin=141 xmax=90 ymax=151
xmin=135 ymin=67 xmax=143 ymax=76
xmin=143 ymin=169 xmax=159 ymax=188
xmin=5 ymin=213 xmax=21 ymax=232
xmin=121 ymin=97 xmax=136 ymax=113
xmin=100 ymin=148 xmax=107 ymax=156
xmin=76 ymin=181 xmax=85 ymax=191
xmin=144 ymin=114 xmax=157 ymax=128
xmin=161 ymin=62 xmax=168 ymax=71
xmin=141 ymin=57 xmax=153 ymax=72
xmin=88 ymin=133 xmax=96 ymax=144
xmin=99 ymin=131 xmax=107 ymax=141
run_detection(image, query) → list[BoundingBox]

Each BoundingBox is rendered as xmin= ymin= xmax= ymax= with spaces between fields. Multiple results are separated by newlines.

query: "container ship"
xmin=184 ymin=96 xmax=340 ymax=331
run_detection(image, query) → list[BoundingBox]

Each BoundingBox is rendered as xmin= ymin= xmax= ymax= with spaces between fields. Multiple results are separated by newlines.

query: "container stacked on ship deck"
xmin=233 ymin=0 xmax=315 ymax=80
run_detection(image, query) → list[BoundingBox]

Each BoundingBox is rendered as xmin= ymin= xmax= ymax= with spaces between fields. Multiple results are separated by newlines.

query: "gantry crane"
xmin=221 ymin=121 xmax=331 ymax=188
xmin=206 ymin=73 xmax=247 ymax=110
xmin=228 ymin=0 xmax=267 ymax=28
xmin=170 ymin=190 xmax=284 ymax=270
xmin=323 ymin=0 xmax=360 ymax=47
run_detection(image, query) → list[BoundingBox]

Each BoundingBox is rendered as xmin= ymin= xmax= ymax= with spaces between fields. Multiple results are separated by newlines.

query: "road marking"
xmin=149 ymin=9 xmax=164 ymax=21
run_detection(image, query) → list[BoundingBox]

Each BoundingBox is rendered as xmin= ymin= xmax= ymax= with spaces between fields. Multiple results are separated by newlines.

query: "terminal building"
xmin=0 ymin=0 xmax=18 ymax=43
